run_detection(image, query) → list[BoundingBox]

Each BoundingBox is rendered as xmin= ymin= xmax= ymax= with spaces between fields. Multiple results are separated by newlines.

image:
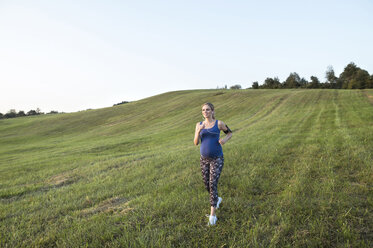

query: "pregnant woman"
xmin=193 ymin=102 xmax=233 ymax=226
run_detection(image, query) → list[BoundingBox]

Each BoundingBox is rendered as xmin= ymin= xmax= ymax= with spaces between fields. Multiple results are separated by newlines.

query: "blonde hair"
xmin=202 ymin=102 xmax=215 ymax=119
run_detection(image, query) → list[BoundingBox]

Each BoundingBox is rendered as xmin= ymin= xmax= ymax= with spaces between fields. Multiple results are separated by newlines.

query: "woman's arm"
xmin=194 ymin=122 xmax=205 ymax=145
xmin=218 ymin=120 xmax=233 ymax=145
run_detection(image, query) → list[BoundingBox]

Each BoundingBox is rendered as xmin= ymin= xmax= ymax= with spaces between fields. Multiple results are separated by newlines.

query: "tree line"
xmin=252 ymin=62 xmax=373 ymax=89
xmin=0 ymin=108 xmax=60 ymax=120
xmin=1 ymin=100 xmax=133 ymax=120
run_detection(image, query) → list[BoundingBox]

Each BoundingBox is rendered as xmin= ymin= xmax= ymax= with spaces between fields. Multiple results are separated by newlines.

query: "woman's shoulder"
xmin=217 ymin=120 xmax=226 ymax=129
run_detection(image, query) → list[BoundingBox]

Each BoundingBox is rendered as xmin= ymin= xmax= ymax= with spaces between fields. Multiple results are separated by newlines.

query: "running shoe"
xmin=208 ymin=215 xmax=217 ymax=226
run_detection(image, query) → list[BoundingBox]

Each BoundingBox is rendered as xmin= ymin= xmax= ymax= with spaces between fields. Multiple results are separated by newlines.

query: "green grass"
xmin=1 ymin=89 xmax=372 ymax=247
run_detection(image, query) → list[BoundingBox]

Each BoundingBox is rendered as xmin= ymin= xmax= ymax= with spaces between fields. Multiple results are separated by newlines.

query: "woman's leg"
xmin=209 ymin=156 xmax=224 ymax=215
xmin=200 ymin=156 xmax=211 ymax=193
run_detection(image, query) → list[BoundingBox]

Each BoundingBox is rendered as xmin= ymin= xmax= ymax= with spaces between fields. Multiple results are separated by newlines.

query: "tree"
xmin=17 ymin=111 xmax=26 ymax=117
xmin=47 ymin=111 xmax=59 ymax=114
xmin=356 ymin=69 xmax=370 ymax=89
xmin=339 ymin=62 xmax=359 ymax=89
xmin=309 ymin=76 xmax=320 ymax=88
xmin=113 ymin=101 xmax=129 ymax=106
xmin=230 ymin=84 xmax=242 ymax=89
xmin=283 ymin=72 xmax=301 ymax=88
xmin=325 ymin=66 xmax=338 ymax=88
xmin=5 ymin=109 xmax=17 ymax=119
xmin=299 ymin=77 xmax=309 ymax=88
xmin=339 ymin=62 xmax=371 ymax=89
xmin=0 ymin=113 xmax=3 ymax=119
xmin=369 ymin=75 xmax=373 ymax=88
xmin=27 ymin=110 xmax=38 ymax=116
xmin=347 ymin=69 xmax=370 ymax=89
xmin=262 ymin=77 xmax=281 ymax=89
xmin=252 ymin=81 xmax=259 ymax=89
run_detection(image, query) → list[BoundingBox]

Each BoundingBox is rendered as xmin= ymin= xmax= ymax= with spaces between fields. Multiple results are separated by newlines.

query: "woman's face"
xmin=202 ymin=105 xmax=213 ymax=119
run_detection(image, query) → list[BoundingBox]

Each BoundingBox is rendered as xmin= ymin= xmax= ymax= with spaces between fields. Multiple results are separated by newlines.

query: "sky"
xmin=1 ymin=0 xmax=373 ymax=113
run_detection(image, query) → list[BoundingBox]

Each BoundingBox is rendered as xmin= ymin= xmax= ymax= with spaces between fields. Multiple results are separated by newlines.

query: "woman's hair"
xmin=202 ymin=102 xmax=215 ymax=119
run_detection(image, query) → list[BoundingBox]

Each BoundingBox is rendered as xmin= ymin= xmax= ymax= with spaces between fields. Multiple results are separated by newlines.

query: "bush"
xmin=113 ymin=101 xmax=130 ymax=106
xmin=230 ymin=84 xmax=242 ymax=90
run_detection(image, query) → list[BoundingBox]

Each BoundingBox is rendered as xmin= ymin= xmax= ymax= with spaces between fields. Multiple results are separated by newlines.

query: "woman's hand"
xmin=219 ymin=139 xmax=226 ymax=145
xmin=194 ymin=122 xmax=205 ymax=146
xmin=197 ymin=122 xmax=205 ymax=133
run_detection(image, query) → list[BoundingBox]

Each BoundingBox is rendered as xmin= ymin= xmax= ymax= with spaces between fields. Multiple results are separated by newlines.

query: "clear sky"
xmin=1 ymin=0 xmax=372 ymax=113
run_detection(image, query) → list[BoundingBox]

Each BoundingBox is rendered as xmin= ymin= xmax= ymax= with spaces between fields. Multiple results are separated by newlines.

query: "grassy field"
xmin=1 ymin=89 xmax=372 ymax=247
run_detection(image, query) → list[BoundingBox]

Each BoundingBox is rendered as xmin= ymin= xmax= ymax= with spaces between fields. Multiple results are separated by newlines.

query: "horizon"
xmin=1 ymin=0 xmax=373 ymax=113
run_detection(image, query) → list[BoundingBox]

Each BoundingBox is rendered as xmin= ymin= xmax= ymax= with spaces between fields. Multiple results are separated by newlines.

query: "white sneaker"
xmin=208 ymin=215 xmax=217 ymax=226
xmin=216 ymin=197 xmax=222 ymax=209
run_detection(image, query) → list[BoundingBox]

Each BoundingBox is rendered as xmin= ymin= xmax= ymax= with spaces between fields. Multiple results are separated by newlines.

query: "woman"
xmin=194 ymin=102 xmax=233 ymax=226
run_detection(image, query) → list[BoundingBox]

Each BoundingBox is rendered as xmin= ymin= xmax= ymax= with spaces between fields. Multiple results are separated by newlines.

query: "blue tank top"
xmin=200 ymin=120 xmax=223 ymax=158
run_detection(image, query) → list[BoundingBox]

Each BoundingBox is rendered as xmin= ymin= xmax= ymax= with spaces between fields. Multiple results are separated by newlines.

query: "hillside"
xmin=1 ymin=89 xmax=372 ymax=247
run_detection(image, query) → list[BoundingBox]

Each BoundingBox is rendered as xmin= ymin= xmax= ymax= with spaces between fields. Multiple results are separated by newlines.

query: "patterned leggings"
xmin=200 ymin=156 xmax=224 ymax=208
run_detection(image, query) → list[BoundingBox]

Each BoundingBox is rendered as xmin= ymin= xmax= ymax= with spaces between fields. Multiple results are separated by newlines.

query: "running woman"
xmin=193 ymin=102 xmax=233 ymax=226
